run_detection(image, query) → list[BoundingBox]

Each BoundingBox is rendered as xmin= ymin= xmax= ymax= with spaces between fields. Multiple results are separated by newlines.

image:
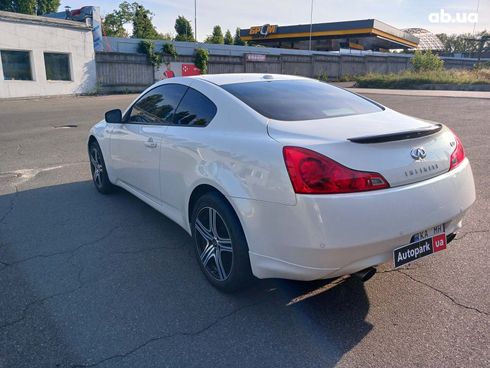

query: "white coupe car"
xmin=88 ymin=73 xmax=475 ymax=292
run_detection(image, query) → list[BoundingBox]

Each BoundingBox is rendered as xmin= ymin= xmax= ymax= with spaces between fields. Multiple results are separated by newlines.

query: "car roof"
xmin=190 ymin=73 xmax=308 ymax=86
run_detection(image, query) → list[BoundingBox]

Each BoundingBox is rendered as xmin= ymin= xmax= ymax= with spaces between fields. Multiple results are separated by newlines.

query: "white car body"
xmin=89 ymin=74 xmax=475 ymax=281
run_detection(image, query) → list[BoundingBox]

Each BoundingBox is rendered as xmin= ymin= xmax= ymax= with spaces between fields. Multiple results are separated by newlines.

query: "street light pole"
xmin=309 ymin=0 xmax=314 ymax=51
xmin=194 ymin=0 xmax=197 ymax=42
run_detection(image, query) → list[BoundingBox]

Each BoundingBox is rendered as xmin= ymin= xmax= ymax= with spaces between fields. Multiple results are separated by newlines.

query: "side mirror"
xmin=105 ymin=109 xmax=122 ymax=124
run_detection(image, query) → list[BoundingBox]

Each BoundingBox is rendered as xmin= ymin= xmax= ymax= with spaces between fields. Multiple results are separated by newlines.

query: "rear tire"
xmin=191 ymin=192 xmax=254 ymax=292
xmin=89 ymin=141 xmax=115 ymax=194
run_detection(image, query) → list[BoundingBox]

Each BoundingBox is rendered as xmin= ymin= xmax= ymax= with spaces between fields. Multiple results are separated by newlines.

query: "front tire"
xmin=191 ymin=193 xmax=253 ymax=292
xmin=89 ymin=141 xmax=115 ymax=194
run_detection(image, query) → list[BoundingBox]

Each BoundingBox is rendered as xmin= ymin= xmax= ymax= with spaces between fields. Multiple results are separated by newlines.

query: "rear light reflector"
xmin=449 ymin=131 xmax=465 ymax=171
xmin=283 ymin=146 xmax=390 ymax=194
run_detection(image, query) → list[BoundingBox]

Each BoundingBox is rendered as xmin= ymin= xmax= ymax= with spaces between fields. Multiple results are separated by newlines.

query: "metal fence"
xmin=95 ymin=52 xmax=154 ymax=93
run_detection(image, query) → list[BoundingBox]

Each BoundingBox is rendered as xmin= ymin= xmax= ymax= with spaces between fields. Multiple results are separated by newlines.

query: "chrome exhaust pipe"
xmin=352 ymin=267 xmax=376 ymax=282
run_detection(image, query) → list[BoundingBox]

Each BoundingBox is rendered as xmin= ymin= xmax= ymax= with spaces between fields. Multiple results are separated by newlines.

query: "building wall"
xmin=0 ymin=20 xmax=96 ymax=98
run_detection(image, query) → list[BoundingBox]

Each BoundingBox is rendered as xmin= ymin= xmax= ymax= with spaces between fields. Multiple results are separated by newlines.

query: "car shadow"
xmin=0 ymin=181 xmax=372 ymax=367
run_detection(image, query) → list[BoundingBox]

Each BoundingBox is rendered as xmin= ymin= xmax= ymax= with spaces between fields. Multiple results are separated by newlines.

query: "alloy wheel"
xmin=194 ymin=207 xmax=234 ymax=281
xmin=90 ymin=146 xmax=104 ymax=188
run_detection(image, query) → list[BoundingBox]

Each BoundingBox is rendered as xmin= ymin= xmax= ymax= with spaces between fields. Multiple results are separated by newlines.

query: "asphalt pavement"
xmin=0 ymin=92 xmax=488 ymax=367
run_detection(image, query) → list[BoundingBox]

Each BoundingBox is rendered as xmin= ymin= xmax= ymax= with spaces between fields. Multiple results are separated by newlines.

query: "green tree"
xmin=224 ymin=29 xmax=233 ymax=45
xmin=102 ymin=2 xmax=168 ymax=40
xmin=0 ymin=0 xmax=59 ymax=15
xmin=36 ymin=0 xmax=59 ymax=15
xmin=436 ymin=31 xmax=489 ymax=54
xmin=102 ymin=1 xmax=135 ymax=37
xmin=233 ymin=27 xmax=245 ymax=46
xmin=132 ymin=4 xmax=159 ymax=39
xmin=174 ymin=15 xmax=194 ymax=42
xmin=17 ymin=0 xmax=35 ymax=14
xmin=205 ymin=25 xmax=224 ymax=44
xmin=159 ymin=32 xmax=173 ymax=40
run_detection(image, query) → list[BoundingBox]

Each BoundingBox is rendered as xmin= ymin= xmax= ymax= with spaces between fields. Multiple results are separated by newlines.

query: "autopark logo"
xmin=428 ymin=9 xmax=478 ymax=24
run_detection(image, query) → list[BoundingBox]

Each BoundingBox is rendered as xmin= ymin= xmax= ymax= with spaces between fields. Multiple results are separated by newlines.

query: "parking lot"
xmin=0 ymin=92 xmax=488 ymax=367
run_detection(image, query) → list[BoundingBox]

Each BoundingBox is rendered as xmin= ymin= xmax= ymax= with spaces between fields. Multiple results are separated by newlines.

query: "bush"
xmin=194 ymin=48 xmax=209 ymax=74
xmin=354 ymin=68 xmax=490 ymax=89
xmin=138 ymin=40 xmax=162 ymax=66
xmin=412 ymin=50 xmax=444 ymax=72
xmin=318 ymin=71 xmax=329 ymax=82
xmin=162 ymin=43 xmax=178 ymax=59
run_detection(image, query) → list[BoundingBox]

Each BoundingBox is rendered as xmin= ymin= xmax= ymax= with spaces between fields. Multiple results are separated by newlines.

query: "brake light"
xmin=283 ymin=146 xmax=390 ymax=194
xmin=449 ymin=131 xmax=465 ymax=171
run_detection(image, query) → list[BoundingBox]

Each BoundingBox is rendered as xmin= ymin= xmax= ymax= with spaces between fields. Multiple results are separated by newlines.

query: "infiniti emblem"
xmin=410 ymin=147 xmax=426 ymax=160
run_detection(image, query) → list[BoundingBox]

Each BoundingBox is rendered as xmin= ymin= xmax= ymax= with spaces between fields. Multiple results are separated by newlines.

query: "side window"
xmin=44 ymin=53 xmax=71 ymax=81
xmin=128 ymin=84 xmax=187 ymax=124
xmin=1 ymin=50 xmax=33 ymax=80
xmin=173 ymin=88 xmax=217 ymax=127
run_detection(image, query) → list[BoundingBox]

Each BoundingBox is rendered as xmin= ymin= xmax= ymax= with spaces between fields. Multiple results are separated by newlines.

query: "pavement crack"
xmin=0 ymin=185 xmax=18 ymax=225
xmin=0 ymin=276 xmax=93 ymax=330
xmin=71 ymin=296 xmax=271 ymax=368
xmin=454 ymin=229 xmax=489 ymax=242
xmin=398 ymin=270 xmax=489 ymax=316
xmin=0 ymin=241 xmax=95 ymax=330
xmin=0 ymin=225 xmax=122 ymax=270
xmin=104 ymin=239 xmax=188 ymax=256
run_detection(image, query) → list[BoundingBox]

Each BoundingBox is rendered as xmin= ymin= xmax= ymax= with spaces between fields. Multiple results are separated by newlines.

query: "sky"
xmin=59 ymin=0 xmax=489 ymax=40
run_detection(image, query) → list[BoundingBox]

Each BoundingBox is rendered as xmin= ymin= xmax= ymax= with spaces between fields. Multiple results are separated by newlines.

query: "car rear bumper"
xmin=232 ymin=159 xmax=476 ymax=281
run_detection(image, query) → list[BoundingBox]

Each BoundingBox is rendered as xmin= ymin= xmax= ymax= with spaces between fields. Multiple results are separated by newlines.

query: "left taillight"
xmin=283 ymin=146 xmax=390 ymax=194
xmin=449 ymin=130 xmax=465 ymax=171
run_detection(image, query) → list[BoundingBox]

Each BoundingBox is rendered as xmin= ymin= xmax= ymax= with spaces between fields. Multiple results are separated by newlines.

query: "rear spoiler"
xmin=348 ymin=124 xmax=443 ymax=144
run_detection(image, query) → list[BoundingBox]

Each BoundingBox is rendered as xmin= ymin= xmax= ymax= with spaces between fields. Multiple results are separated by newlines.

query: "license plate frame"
xmin=393 ymin=224 xmax=447 ymax=268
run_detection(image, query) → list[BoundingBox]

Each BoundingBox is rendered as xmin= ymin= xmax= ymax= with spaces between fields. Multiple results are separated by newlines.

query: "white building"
xmin=0 ymin=10 xmax=96 ymax=99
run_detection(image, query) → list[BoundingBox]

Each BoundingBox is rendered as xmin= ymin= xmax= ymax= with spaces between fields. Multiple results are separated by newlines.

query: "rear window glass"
xmin=221 ymin=79 xmax=383 ymax=121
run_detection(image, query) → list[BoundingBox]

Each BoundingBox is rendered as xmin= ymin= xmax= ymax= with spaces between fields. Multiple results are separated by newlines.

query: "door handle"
xmin=145 ymin=137 xmax=157 ymax=148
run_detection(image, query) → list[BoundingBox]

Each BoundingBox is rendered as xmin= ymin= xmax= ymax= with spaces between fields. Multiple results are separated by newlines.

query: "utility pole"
xmin=194 ymin=0 xmax=197 ymax=42
xmin=308 ymin=0 xmax=314 ymax=51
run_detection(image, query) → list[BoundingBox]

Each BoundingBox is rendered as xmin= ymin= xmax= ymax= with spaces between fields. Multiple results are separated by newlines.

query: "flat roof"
xmin=240 ymin=19 xmax=419 ymax=48
xmin=0 ymin=10 xmax=91 ymax=30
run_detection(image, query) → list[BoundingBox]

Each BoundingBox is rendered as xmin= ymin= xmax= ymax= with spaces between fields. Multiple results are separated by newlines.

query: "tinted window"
xmin=222 ymin=79 xmax=383 ymax=121
xmin=172 ymin=88 xmax=217 ymax=127
xmin=1 ymin=50 xmax=32 ymax=80
xmin=44 ymin=53 xmax=71 ymax=81
xmin=128 ymin=84 xmax=187 ymax=124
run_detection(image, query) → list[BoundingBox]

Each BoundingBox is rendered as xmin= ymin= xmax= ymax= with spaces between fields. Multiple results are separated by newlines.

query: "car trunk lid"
xmin=267 ymin=109 xmax=454 ymax=187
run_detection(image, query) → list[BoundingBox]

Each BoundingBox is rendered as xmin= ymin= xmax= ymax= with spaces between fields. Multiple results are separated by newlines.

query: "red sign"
xmin=182 ymin=64 xmax=201 ymax=76
xmin=432 ymin=234 xmax=447 ymax=253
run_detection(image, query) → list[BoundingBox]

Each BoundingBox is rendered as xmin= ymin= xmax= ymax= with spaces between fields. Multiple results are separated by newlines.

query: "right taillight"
xmin=449 ymin=131 xmax=465 ymax=171
xmin=283 ymin=146 xmax=390 ymax=194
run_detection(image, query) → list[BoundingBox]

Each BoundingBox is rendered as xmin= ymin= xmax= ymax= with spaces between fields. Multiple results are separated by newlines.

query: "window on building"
xmin=1 ymin=50 xmax=33 ymax=81
xmin=44 ymin=53 xmax=71 ymax=81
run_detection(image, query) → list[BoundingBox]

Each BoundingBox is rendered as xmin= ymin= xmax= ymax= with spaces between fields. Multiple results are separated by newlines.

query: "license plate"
xmin=393 ymin=224 xmax=447 ymax=268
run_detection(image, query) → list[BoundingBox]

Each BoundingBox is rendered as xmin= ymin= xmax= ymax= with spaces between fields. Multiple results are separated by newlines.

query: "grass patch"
xmin=355 ymin=68 xmax=490 ymax=89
